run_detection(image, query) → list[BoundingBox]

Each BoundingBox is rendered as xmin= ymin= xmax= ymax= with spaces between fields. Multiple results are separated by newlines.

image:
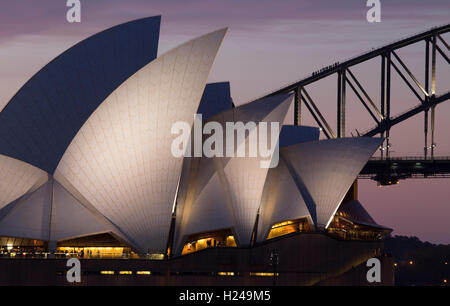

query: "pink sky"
xmin=0 ymin=0 xmax=449 ymax=243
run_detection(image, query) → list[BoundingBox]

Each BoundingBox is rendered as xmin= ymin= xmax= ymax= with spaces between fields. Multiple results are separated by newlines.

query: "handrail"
xmin=368 ymin=156 xmax=450 ymax=161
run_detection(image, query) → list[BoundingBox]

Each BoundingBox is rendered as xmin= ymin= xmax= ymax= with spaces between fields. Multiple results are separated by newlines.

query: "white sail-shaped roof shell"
xmin=281 ymin=137 xmax=382 ymax=228
xmin=55 ymin=29 xmax=227 ymax=253
xmin=173 ymin=94 xmax=293 ymax=253
xmin=0 ymin=178 xmax=124 ymax=243
xmin=50 ymin=180 xmax=122 ymax=242
xmin=257 ymin=125 xmax=319 ymax=242
xmin=0 ymin=180 xmax=53 ymax=241
xmin=0 ymin=154 xmax=48 ymax=210
xmin=257 ymin=156 xmax=312 ymax=242
xmin=257 ymin=125 xmax=320 ymax=242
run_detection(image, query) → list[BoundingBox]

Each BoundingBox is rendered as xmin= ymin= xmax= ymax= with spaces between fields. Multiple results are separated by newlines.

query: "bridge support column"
xmin=425 ymin=39 xmax=430 ymax=160
xmin=294 ymin=87 xmax=301 ymax=126
xmin=424 ymin=109 xmax=429 ymax=159
xmin=431 ymin=33 xmax=437 ymax=160
xmin=385 ymin=52 xmax=391 ymax=159
xmin=337 ymin=70 xmax=346 ymax=138
xmin=380 ymin=55 xmax=386 ymax=159
xmin=431 ymin=107 xmax=435 ymax=160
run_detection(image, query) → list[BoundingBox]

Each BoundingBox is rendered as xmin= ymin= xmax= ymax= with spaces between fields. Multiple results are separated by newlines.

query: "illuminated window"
xmin=218 ymin=272 xmax=235 ymax=276
xmin=0 ymin=236 xmax=47 ymax=252
xmin=147 ymin=253 xmax=164 ymax=260
xmin=181 ymin=229 xmax=237 ymax=255
xmin=226 ymin=236 xmax=237 ymax=247
xmin=136 ymin=271 xmax=151 ymax=275
xmin=100 ymin=271 xmax=115 ymax=275
xmin=327 ymin=216 xmax=390 ymax=241
xmin=249 ymin=272 xmax=279 ymax=277
xmin=56 ymin=247 xmax=126 ymax=258
xmin=119 ymin=271 xmax=132 ymax=275
xmin=267 ymin=218 xmax=310 ymax=240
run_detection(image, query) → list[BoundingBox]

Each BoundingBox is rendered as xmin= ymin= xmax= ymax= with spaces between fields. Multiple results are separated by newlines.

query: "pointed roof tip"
xmin=358 ymin=136 xmax=384 ymax=147
xmin=374 ymin=137 xmax=384 ymax=145
xmin=243 ymin=92 xmax=293 ymax=108
xmin=257 ymin=92 xmax=294 ymax=109
xmin=278 ymin=93 xmax=294 ymax=107
xmin=134 ymin=15 xmax=162 ymax=20
xmin=207 ymin=27 xmax=229 ymax=42
xmin=211 ymin=27 xmax=229 ymax=40
xmin=268 ymin=92 xmax=294 ymax=101
xmin=217 ymin=27 xmax=229 ymax=34
xmin=226 ymin=93 xmax=293 ymax=120
xmin=331 ymin=136 xmax=383 ymax=146
xmin=263 ymin=92 xmax=294 ymax=103
xmin=362 ymin=136 xmax=383 ymax=141
xmin=282 ymin=92 xmax=294 ymax=102
xmin=202 ymin=27 xmax=228 ymax=37
xmin=373 ymin=136 xmax=384 ymax=143
xmin=166 ymin=27 xmax=228 ymax=55
xmin=331 ymin=137 xmax=384 ymax=155
xmin=107 ymin=15 xmax=162 ymax=30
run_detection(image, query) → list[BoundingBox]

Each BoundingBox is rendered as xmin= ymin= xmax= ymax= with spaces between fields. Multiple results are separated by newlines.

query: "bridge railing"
xmin=369 ymin=156 xmax=450 ymax=161
xmin=254 ymin=23 xmax=449 ymax=104
xmin=338 ymin=23 xmax=449 ymax=66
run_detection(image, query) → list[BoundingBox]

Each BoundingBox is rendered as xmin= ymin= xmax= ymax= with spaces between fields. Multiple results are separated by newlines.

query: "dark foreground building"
xmin=0 ymin=16 xmax=393 ymax=285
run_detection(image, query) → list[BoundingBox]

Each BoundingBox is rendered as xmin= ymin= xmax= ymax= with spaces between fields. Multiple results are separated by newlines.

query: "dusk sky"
xmin=0 ymin=0 xmax=449 ymax=243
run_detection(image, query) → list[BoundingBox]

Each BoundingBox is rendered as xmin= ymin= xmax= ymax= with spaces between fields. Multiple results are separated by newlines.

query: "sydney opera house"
xmin=0 ymin=16 xmax=393 ymax=285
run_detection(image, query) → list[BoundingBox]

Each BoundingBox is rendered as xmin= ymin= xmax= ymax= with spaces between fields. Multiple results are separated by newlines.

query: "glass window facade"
xmin=266 ymin=218 xmax=310 ymax=240
xmin=181 ymin=228 xmax=237 ymax=255
xmin=327 ymin=215 xmax=390 ymax=240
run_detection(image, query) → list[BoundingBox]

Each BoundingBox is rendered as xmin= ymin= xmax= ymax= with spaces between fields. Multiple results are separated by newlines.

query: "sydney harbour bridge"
xmin=263 ymin=24 xmax=450 ymax=186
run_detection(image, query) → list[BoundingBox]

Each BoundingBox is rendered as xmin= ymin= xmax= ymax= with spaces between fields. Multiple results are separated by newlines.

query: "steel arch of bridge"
xmin=263 ymin=24 xmax=450 ymax=162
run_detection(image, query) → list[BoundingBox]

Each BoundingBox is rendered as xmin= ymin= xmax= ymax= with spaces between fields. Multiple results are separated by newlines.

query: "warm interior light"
xmin=56 ymin=247 xmax=125 ymax=258
xmin=327 ymin=215 xmax=390 ymax=241
xmin=181 ymin=229 xmax=237 ymax=255
xmin=147 ymin=253 xmax=164 ymax=260
xmin=119 ymin=271 xmax=132 ymax=275
xmin=218 ymin=272 xmax=234 ymax=276
xmin=136 ymin=271 xmax=151 ymax=275
xmin=267 ymin=218 xmax=310 ymax=240
xmin=249 ymin=272 xmax=279 ymax=277
xmin=100 ymin=271 xmax=115 ymax=275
